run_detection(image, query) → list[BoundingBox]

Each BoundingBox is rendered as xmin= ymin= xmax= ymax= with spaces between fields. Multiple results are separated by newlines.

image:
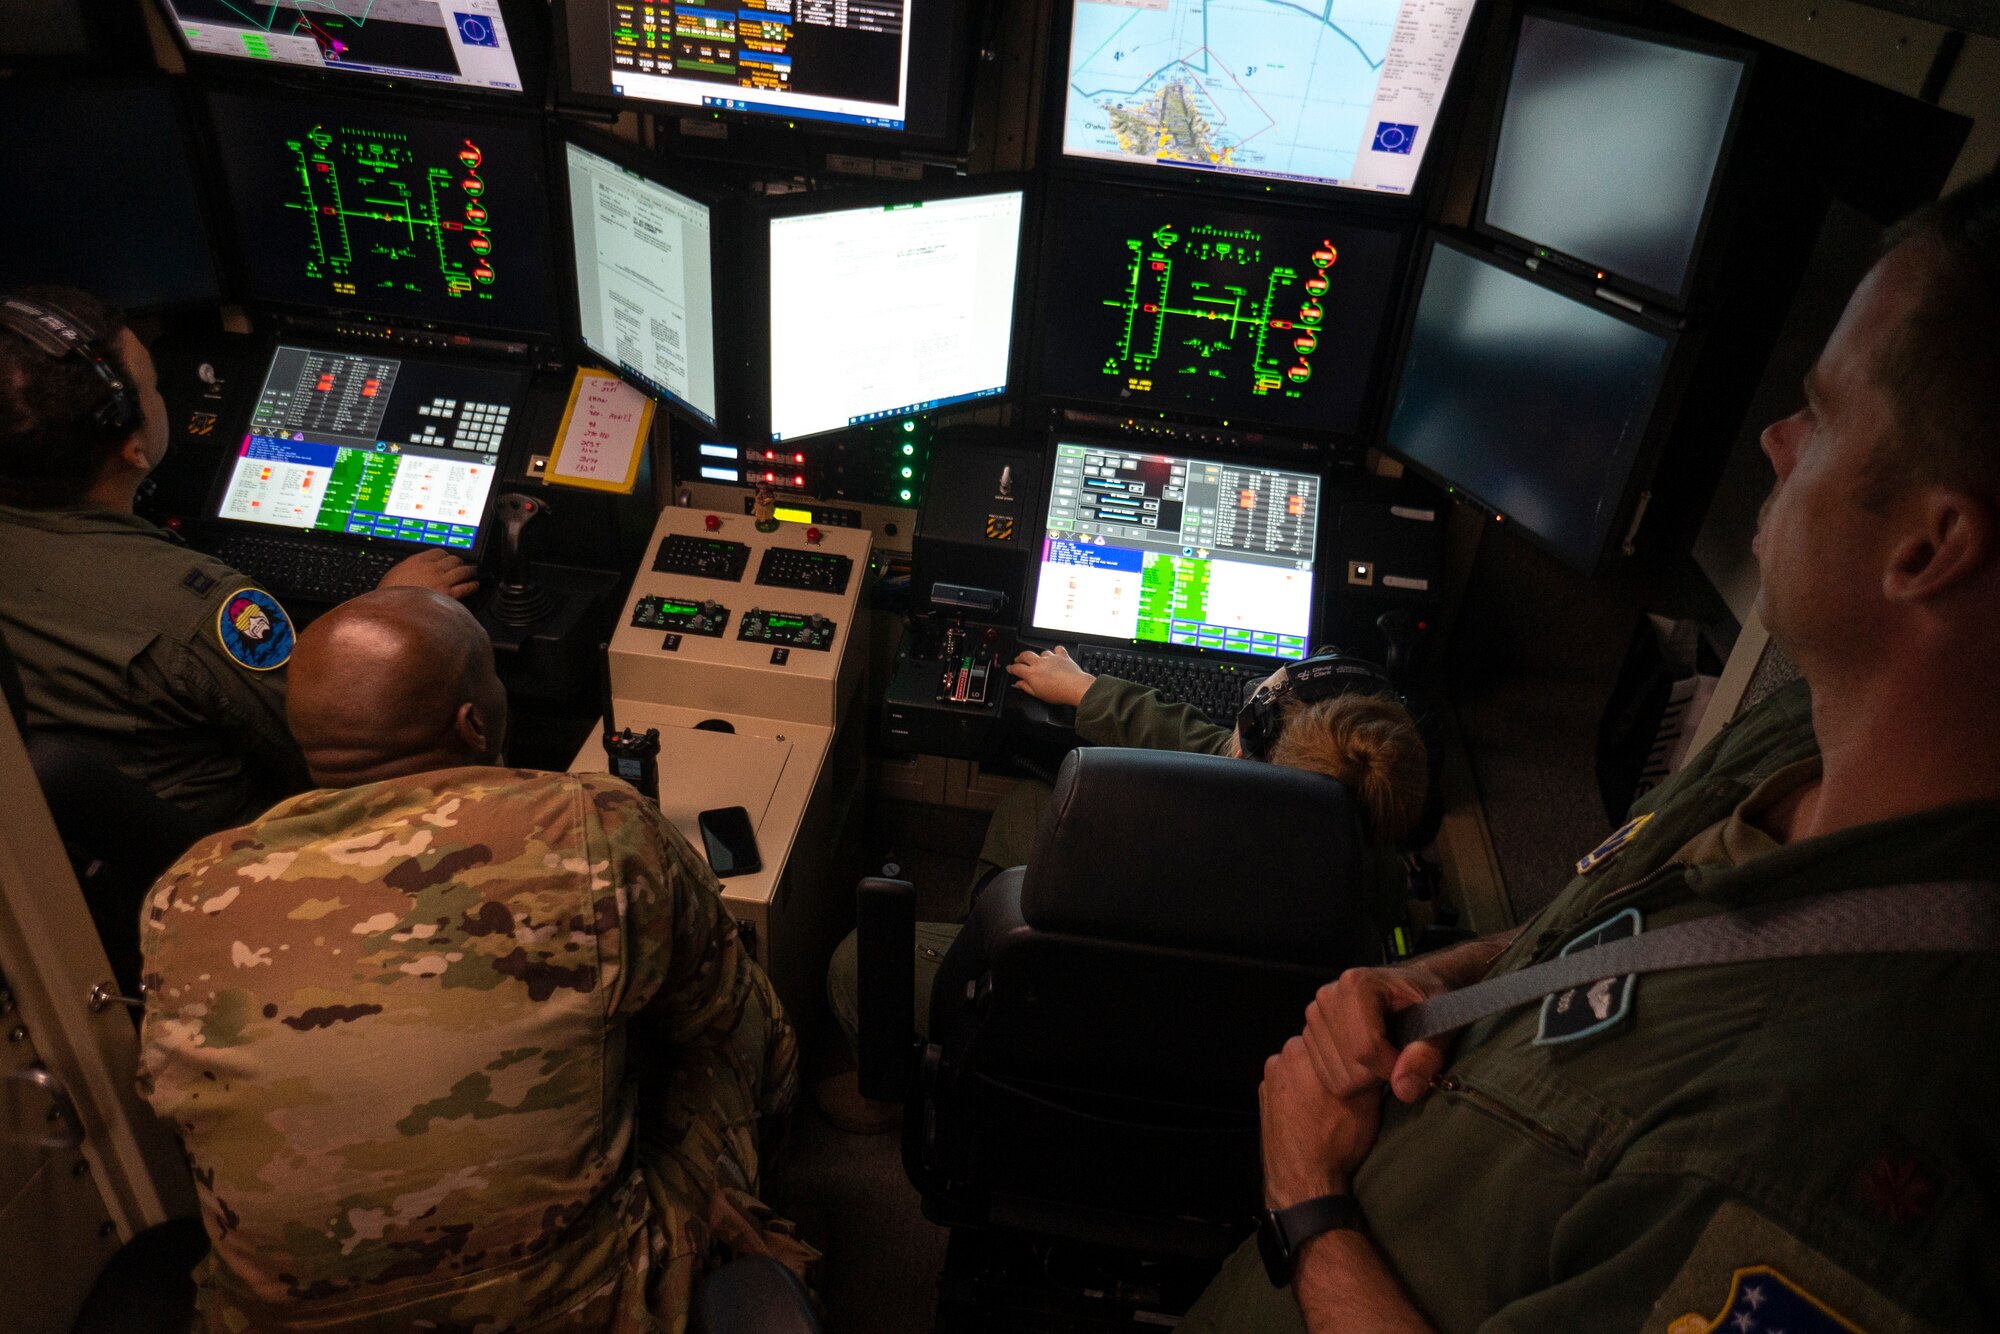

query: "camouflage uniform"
xmin=137 ymin=767 xmax=814 ymax=1332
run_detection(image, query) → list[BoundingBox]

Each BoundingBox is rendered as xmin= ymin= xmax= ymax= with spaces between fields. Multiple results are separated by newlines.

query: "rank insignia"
xmin=216 ymin=588 xmax=293 ymax=671
xmin=1666 ymin=1266 xmax=1865 ymax=1334
xmin=181 ymin=567 xmax=216 ymax=596
xmin=1576 ymin=810 xmax=1653 ymax=874
xmin=1535 ymin=907 xmax=1641 ymax=1045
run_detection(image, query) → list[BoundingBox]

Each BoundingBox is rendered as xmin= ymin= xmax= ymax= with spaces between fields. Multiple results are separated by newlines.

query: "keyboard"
xmin=207 ymin=533 xmax=403 ymax=605
xmin=1075 ymin=647 xmax=1270 ymax=726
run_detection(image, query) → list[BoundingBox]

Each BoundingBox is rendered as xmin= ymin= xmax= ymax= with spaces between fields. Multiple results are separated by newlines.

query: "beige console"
xmin=573 ymin=505 xmax=874 ymax=1025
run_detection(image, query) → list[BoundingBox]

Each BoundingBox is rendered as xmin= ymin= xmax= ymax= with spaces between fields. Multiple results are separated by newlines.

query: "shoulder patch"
xmin=1642 ymin=1200 xmax=1945 ymax=1334
xmin=215 ymin=588 xmax=293 ymax=671
xmin=1577 ymin=811 xmax=1654 ymax=874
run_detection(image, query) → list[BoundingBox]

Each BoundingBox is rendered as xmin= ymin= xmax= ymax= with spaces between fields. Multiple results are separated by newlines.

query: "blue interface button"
xmin=447 ymin=534 xmax=473 ymax=549
xmin=1170 ymin=631 xmax=1197 ymax=645
xmin=1373 ymin=121 xmax=1418 ymax=155
xmin=1198 ymin=634 xmax=1224 ymax=648
xmin=1252 ymin=632 xmax=1277 ymax=644
xmin=1279 ymin=637 xmax=1306 ymax=651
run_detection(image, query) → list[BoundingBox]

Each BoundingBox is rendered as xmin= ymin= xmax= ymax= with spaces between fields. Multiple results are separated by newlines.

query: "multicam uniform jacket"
xmin=138 ymin=766 xmax=808 ymax=1332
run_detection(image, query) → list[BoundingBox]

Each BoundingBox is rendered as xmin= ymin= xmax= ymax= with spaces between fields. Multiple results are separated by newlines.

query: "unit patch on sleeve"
xmin=1535 ymin=906 xmax=1641 ymax=1045
xmin=216 ymin=588 xmax=294 ymax=671
xmin=1642 ymin=1200 xmax=1946 ymax=1334
xmin=1576 ymin=810 xmax=1653 ymax=874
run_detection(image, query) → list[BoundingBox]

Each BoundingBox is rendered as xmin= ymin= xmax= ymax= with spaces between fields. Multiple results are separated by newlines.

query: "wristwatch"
xmin=1256 ymin=1193 xmax=1365 ymax=1287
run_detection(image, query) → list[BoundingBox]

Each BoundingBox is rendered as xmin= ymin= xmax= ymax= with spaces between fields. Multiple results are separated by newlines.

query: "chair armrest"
xmin=855 ymin=876 xmax=917 ymax=1101
xmin=690 ymin=1255 xmax=821 ymax=1334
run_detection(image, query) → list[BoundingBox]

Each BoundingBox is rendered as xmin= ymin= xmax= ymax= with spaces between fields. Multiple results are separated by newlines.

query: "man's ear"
xmin=112 ymin=431 xmax=153 ymax=474
xmin=1883 ymin=488 xmax=1995 ymax=604
xmin=454 ymin=700 xmax=490 ymax=758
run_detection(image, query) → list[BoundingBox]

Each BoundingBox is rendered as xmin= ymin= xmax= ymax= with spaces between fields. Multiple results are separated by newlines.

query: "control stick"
xmin=489 ymin=492 xmax=557 ymax=626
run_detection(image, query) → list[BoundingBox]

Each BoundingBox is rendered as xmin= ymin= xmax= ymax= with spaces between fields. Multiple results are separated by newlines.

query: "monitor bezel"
xmin=553 ymin=125 xmax=739 ymax=432
xmin=1018 ymin=429 xmax=1329 ymax=666
xmin=196 ymin=79 xmax=563 ymax=344
xmin=735 ymin=174 xmax=1037 ymax=447
xmin=1028 ymin=176 xmax=1418 ymax=441
xmin=203 ymin=333 xmax=533 ymax=564
xmin=0 ymin=71 xmax=228 ymax=316
xmin=1471 ymin=6 xmax=1754 ymax=313
xmin=550 ymin=0 xmax=979 ymax=156
xmin=1376 ymin=230 xmax=1683 ymax=578
xmin=147 ymin=0 xmax=550 ymax=103
xmin=1042 ymin=0 xmax=1489 ymax=208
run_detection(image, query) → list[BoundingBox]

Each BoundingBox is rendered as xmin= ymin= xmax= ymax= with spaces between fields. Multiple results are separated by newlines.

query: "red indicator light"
xmin=792 ymin=474 xmax=804 ymax=486
xmin=704 ymin=514 xmax=721 ymax=531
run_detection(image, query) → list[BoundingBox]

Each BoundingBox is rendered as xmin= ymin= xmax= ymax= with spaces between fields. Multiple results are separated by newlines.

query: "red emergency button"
xmin=806 ymin=526 xmax=823 ymax=544
xmin=704 ymin=513 xmax=721 ymax=532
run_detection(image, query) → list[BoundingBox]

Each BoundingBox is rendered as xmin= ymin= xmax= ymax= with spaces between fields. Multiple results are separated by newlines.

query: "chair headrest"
xmin=1021 ymin=748 xmax=1369 ymax=966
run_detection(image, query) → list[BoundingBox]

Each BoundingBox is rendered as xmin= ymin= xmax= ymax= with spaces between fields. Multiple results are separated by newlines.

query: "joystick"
xmin=489 ymin=492 xmax=557 ymax=627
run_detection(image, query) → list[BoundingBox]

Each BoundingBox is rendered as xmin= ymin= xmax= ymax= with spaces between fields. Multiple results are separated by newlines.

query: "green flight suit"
xmin=138 ymin=767 xmax=814 ymax=1332
xmin=1182 ymin=679 xmax=1999 ymax=1332
xmin=0 ymin=502 xmax=307 ymax=825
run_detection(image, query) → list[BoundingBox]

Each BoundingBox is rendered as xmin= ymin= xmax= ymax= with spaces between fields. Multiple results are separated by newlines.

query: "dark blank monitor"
xmin=204 ymin=87 xmax=556 ymax=337
xmin=563 ymin=137 xmax=718 ymax=427
xmin=1479 ymin=12 xmax=1748 ymax=307
xmin=1059 ymin=0 xmax=1478 ymax=197
xmin=215 ymin=342 xmax=525 ymax=552
xmin=0 ymin=80 xmax=218 ymax=311
xmin=1384 ymin=237 xmax=1673 ymax=575
xmin=560 ymin=0 xmax=969 ymax=145
xmin=158 ymin=0 xmax=529 ymax=94
xmin=767 ymin=189 xmax=1024 ymax=442
xmin=1037 ymin=181 xmax=1405 ymax=436
xmin=1027 ymin=438 xmax=1320 ymax=661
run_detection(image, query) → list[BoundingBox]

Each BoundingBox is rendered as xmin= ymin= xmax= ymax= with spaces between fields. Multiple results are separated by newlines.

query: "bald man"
xmin=136 ymin=588 xmax=813 ymax=1333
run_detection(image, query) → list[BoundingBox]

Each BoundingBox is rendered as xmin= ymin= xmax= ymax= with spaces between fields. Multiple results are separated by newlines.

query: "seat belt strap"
xmin=1388 ymin=880 xmax=2000 ymax=1046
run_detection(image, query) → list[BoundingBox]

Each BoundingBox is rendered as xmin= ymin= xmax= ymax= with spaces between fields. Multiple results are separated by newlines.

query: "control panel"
xmin=610 ymin=507 xmax=873 ymax=728
xmin=756 ymin=547 xmax=853 ymax=595
xmin=655 ymin=533 xmax=752 ymax=581
xmin=631 ymin=595 xmax=730 ymax=637
xmin=740 ymin=608 xmax=836 ymax=652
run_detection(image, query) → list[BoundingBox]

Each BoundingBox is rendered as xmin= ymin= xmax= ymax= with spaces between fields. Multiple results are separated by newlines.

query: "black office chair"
xmin=857 ymin=747 xmax=1376 ymax=1299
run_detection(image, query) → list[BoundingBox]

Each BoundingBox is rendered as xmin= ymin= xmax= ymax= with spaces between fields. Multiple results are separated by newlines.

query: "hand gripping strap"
xmin=1389 ymin=881 xmax=2000 ymax=1047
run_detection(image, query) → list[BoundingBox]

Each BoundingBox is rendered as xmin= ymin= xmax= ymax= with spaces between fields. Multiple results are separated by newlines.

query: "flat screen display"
xmin=1037 ymin=181 xmax=1405 ymax=435
xmin=217 ymin=343 xmax=524 ymax=550
xmin=1027 ymin=439 xmax=1319 ymax=660
xmin=767 ymin=190 xmax=1023 ymax=442
xmin=565 ymin=139 xmax=718 ymax=426
xmin=0 ymin=81 xmax=218 ymax=310
xmin=1384 ymin=238 xmax=1672 ymax=573
xmin=159 ymin=0 xmax=528 ymax=93
xmin=1059 ymin=0 xmax=1478 ymax=195
xmin=562 ymin=0 xmax=965 ymax=142
xmin=1481 ymin=13 xmax=1747 ymax=304
xmin=204 ymin=87 xmax=556 ymax=336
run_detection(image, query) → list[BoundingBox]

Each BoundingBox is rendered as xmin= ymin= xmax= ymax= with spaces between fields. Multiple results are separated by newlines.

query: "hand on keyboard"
xmin=379 ymin=548 xmax=481 ymax=601
xmin=1006 ymin=645 xmax=1096 ymax=708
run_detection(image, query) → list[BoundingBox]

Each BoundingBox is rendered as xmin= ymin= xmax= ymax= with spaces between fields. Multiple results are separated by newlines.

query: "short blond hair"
xmin=1268 ymin=692 xmax=1427 ymax=844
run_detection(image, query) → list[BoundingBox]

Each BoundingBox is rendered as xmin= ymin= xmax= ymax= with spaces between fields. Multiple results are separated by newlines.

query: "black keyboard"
xmin=1075 ymin=647 xmax=1269 ymax=726
xmin=207 ymin=533 xmax=403 ymax=605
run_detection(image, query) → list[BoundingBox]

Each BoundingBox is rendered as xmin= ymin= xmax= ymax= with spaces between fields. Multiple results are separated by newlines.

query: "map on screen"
xmin=1061 ymin=0 xmax=1475 ymax=194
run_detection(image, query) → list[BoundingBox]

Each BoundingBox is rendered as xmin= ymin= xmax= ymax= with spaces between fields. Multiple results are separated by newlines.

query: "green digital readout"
xmin=661 ymin=598 xmax=699 ymax=616
xmin=767 ymin=614 xmax=805 ymax=630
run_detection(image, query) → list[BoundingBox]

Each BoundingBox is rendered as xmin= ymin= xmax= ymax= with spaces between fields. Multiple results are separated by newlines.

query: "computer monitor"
xmin=1383 ymin=236 xmax=1675 ymax=575
xmin=156 ymin=0 xmax=533 ymax=96
xmin=1058 ymin=0 xmax=1479 ymax=196
xmin=1477 ymin=11 xmax=1750 ymax=308
xmin=559 ymin=0 xmax=971 ymax=146
xmin=203 ymin=87 xmax=557 ymax=338
xmin=214 ymin=341 xmax=526 ymax=552
xmin=1035 ymin=181 xmax=1407 ymax=436
xmin=765 ymin=187 xmax=1025 ymax=443
xmin=562 ymin=134 xmax=720 ymax=427
xmin=0 ymin=78 xmax=218 ymax=311
xmin=1025 ymin=437 xmax=1321 ymax=661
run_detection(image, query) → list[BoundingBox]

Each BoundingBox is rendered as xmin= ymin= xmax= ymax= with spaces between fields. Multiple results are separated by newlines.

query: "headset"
xmin=0 ymin=295 xmax=143 ymax=440
xmin=1232 ymin=647 xmax=1402 ymax=762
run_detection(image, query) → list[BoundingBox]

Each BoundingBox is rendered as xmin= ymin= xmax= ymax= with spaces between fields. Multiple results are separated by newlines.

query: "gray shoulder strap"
xmin=1388 ymin=881 xmax=2000 ymax=1046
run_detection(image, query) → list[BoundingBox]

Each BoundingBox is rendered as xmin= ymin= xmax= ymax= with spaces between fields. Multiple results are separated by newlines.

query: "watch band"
xmin=1257 ymin=1193 xmax=1365 ymax=1287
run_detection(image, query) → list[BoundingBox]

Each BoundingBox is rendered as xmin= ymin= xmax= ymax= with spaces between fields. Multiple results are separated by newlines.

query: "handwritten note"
xmin=546 ymin=368 xmax=654 ymax=494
